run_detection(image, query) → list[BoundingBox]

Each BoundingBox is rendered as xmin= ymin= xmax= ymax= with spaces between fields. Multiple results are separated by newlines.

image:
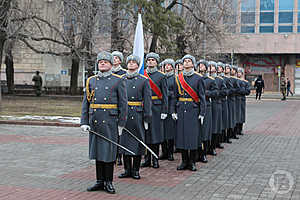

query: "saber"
xmin=89 ymin=130 xmax=136 ymax=156
xmin=123 ymin=127 xmax=158 ymax=159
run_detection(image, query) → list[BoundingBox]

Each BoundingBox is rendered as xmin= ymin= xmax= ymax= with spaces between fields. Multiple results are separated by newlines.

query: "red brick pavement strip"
xmin=0 ymin=185 xmax=164 ymax=200
xmin=60 ymin=148 xmax=225 ymax=188
xmin=0 ymin=134 xmax=88 ymax=145
xmin=246 ymin=101 xmax=300 ymax=136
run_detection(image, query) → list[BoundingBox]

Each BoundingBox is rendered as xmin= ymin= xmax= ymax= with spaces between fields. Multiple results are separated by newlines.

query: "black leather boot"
xmin=87 ymin=180 xmax=104 ymax=192
xmin=104 ymin=181 xmax=115 ymax=194
xmin=141 ymin=148 xmax=151 ymax=167
xmin=152 ymin=144 xmax=159 ymax=168
xmin=132 ymin=156 xmax=141 ymax=179
xmin=159 ymin=141 xmax=168 ymax=160
xmin=199 ymin=141 xmax=208 ymax=163
xmin=87 ymin=161 xmax=105 ymax=191
xmin=188 ymin=150 xmax=197 ymax=171
xmin=233 ymin=127 xmax=239 ymax=139
xmin=167 ymin=139 xmax=174 ymax=161
xmin=103 ymin=162 xmax=115 ymax=194
xmin=117 ymin=153 xmax=122 ymax=165
xmin=208 ymin=136 xmax=217 ymax=156
xmin=177 ymin=150 xmax=188 ymax=170
xmin=216 ymin=134 xmax=224 ymax=149
xmin=118 ymin=155 xmax=131 ymax=178
xmin=225 ymin=129 xmax=232 ymax=143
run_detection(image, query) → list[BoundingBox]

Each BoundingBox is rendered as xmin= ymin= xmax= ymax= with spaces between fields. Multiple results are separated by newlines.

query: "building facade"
xmin=222 ymin=0 xmax=300 ymax=93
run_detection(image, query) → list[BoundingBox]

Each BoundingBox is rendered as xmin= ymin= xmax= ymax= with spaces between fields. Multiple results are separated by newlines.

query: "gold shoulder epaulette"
xmin=112 ymin=73 xmax=123 ymax=78
xmin=86 ymin=75 xmax=97 ymax=102
xmin=139 ymin=74 xmax=148 ymax=79
xmin=195 ymin=72 xmax=203 ymax=77
xmin=208 ymin=76 xmax=215 ymax=80
xmin=86 ymin=75 xmax=96 ymax=85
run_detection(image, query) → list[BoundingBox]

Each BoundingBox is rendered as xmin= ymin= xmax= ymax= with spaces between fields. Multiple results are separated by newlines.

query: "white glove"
xmin=80 ymin=125 xmax=91 ymax=132
xmin=161 ymin=113 xmax=167 ymax=120
xmin=118 ymin=126 xmax=124 ymax=136
xmin=198 ymin=115 xmax=204 ymax=125
xmin=144 ymin=122 xmax=149 ymax=130
xmin=172 ymin=113 xmax=178 ymax=120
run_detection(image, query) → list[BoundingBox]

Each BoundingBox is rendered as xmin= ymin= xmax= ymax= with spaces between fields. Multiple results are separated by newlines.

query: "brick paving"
xmin=1 ymin=99 xmax=300 ymax=199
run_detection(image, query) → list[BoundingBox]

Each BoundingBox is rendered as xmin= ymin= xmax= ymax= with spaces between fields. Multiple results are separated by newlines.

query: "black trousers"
xmin=96 ymin=161 xmax=114 ymax=182
xmin=256 ymin=89 xmax=262 ymax=100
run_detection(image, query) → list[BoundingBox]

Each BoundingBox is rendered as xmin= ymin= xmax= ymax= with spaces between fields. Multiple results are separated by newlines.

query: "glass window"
xmin=298 ymin=12 xmax=300 ymax=23
xmin=278 ymin=26 xmax=293 ymax=32
xmin=279 ymin=12 xmax=293 ymax=23
xmin=241 ymin=12 xmax=256 ymax=24
xmin=241 ymin=0 xmax=256 ymax=11
xmin=260 ymin=0 xmax=274 ymax=11
xmin=260 ymin=26 xmax=274 ymax=33
xmin=260 ymin=12 xmax=274 ymax=23
xmin=241 ymin=26 xmax=255 ymax=33
xmin=279 ymin=0 xmax=294 ymax=11
xmin=298 ymin=26 xmax=300 ymax=33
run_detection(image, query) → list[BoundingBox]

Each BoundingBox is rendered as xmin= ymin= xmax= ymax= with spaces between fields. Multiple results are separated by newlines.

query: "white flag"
xmin=133 ymin=13 xmax=144 ymax=74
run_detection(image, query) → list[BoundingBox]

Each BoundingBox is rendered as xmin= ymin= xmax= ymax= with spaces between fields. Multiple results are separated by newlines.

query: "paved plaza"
xmin=0 ymin=99 xmax=300 ymax=200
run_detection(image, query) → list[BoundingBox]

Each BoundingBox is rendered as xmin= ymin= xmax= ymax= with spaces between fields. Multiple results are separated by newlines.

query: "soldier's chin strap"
xmin=123 ymin=127 xmax=159 ymax=159
xmin=89 ymin=130 xmax=136 ymax=156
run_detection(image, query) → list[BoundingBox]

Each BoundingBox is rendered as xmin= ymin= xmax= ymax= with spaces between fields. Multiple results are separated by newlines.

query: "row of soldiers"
xmin=80 ymin=51 xmax=251 ymax=194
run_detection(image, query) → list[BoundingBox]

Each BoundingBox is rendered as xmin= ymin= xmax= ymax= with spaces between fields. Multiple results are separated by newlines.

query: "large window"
xmin=260 ymin=0 xmax=274 ymax=11
xmin=278 ymin=26 xmax=293 ymax=32
xmin=260 ymin=12 xmax=274 ymax=23
xmin=259 ymin=0 xmax=274 ymax=32
xmin=279 ymin=0 xmax=294 ymax=33
xmin=279 ymin=12 xmax=293 ymax=23
xmin=241 ymin=0 xmax=256 ymax=33
xmin=241 ymin=12 xmax=255 ymax=24
xmin=241 ymin=26 xmax=255 ymax=33
xmin=260 ymin=26 xmax=274 ymax=33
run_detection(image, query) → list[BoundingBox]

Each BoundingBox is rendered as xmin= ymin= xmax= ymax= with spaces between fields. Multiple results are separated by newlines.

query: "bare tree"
xmin=176 ymin=0 xmax=237 ymax=60
xmin=0 ymin=0 xmax=13 ymax=106
xmin=7 ymin=0 xmax=101 ymax=95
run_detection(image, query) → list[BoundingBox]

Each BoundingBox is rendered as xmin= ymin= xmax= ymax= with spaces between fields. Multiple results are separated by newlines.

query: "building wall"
xmin=0 ymin=0 xmax=111 ymax=89
xmin=221 ymin=0 xmax=300 ymax=93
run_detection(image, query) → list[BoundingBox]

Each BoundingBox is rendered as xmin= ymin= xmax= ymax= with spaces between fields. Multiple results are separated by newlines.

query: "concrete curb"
xmin=0 ymin=120 xmax=80 ymax=127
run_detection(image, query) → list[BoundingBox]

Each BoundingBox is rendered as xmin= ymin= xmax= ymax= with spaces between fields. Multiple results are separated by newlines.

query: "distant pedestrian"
xmin=32 ymin=71 xmax=43 ymax=96
xmin=280 ymin=75 xmax=287 ymax=101
xmin=254 ymin=75 xmax=264 ymax=100
xmin=286 ymin=78 xmax=293 ymax=96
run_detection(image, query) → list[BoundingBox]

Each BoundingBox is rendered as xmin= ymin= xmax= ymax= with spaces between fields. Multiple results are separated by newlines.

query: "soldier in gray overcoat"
xmin=171 ymin=54 xmax=206 ymax=171
xmin=159 ymin=59 xmax=176 ymax=161
xmin=175 ymin=59 xmax=183 ymax=75
xmin=208 ymin=61 xmax=224 ymax=156
xmin=112 ymin=50 xmax=126 ymax=165
xmin=216 ymin=62 xmax=229 ymax=149
xmin=80 ymin=51 xmax=128 ymax=194
xmin=119 ymin=55 xmax=152 ymax=180
xmin=230 ymin=66 xmax=242 ymax=139
xmin=237 ymin=68 xmax=250 ymax=135
xmin=197 ymin=60 xmax=219 ymax=163
xmin=223 ymin=64 xmax=234 ymax=144
xmin=112 ymin=51 xmax=127 ymax=76
xmin=141 ymin=52 xmax=168 ymax=169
